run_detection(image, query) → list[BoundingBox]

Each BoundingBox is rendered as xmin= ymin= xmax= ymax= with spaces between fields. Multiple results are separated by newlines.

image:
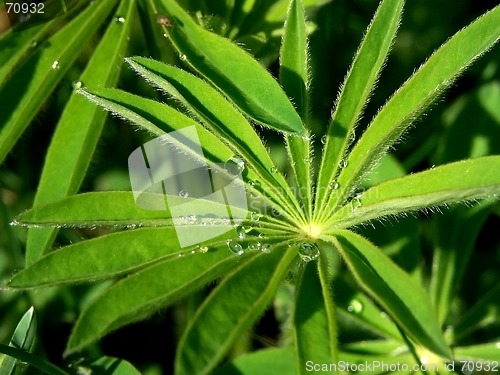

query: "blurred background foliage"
xmin=0 ymin=0 xmax=499 ymax=373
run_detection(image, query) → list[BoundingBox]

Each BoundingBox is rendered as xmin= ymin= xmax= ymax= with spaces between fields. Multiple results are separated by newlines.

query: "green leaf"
xmin=453 ymin=283 xmax=500 ymax=341
xmin=315 ymin=0 xmax=404 ymax=220
xmin=0 ymin=20 xmax=58 ymax=89
xmin=16 ymin=192 xmax=173 ymax=228
xmin=0 ymin=344 xmax=69 ymax=375
xmin=158 ymin=0 xmax=305 ymax=134
xmin=293 ymin=256 xmax=337 ymax=374
xmin=0 ymin=0 xmax=119 ymax=164
xmin=328 ymin=156 xmax=500 ymax=229
xmin=212 ymin=347 xmax=296 ymax=375
xmin=126 ymin=57 xmax=302 ymax=218
xmin=85 ymin=356 xmax=141 ymax=375
xmin=329 ymin=6 xmax=500 ymax=209
xmin=26 ymin=0 xmax=136 ymax=265
xmin=9 ymin=228 xmax=232 ymax=287
xmin=333 ymin=278 xmax=402 ymax=340
xmin=175 ymin=245 xmax=296 ymax=375
xmin=325 ymin=230 xmax=450 ymax=358
xmin=66 ymin=247 xmax=255 ymax=354
xmin=279 ymin=0 xmax=309 ymax=119
xmin=78 ymin=88 xmax=299 ymax=225
xmin=453 ymin=342 xmax=500 ymax=362
xmin=0 ymin=307 xmax=37 ymax=375
xmin=279 ymin=0 xmax=313 ymax=216
xmin=429 ymin=204 xmax=493 ymax=325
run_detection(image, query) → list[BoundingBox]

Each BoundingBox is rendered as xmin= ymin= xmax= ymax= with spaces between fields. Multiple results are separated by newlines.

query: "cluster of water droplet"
xmin=175 ymin=214 xmax=232 ymax=226
xmin=226 ymin=225 xmax=271 ymax=256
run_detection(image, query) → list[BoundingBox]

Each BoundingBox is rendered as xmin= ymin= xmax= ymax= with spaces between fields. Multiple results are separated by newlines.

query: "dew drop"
xmin=249 ymin=180 xmax=261 ymax=189
xmin=352 ymin=196 xmax=362 ymax=210
xmin=197 ymin=245 xmax=209 ymax=253
xmin=248 ymin=242 xmax=261 ymax=251
xmin=329 ymin=181 xmax=339 ymax=190
xmin=9 ymin=220 xmax=19 ymax=227
xmin=187 ymin=214 xmax=197 ymax=224
xmin=224 ymin=156 xmax=245 ymax=175
xmin=30 ymin=40 xmax=38 ymax=48
xmin=339 ymin=159 xmax=347 ymax=168
xmin=349 ymin=130 xmax=356 ymax=143
xmin=163 ymin=33 xmax=168 ymax=38
xmin=51 ymin=61 xmax=60 ymax=70
xmin=250 ymin=212 xmax=261 ymax=222
xmin=227 ymin=239 xmax=244 ymax=255
xmin=496 ymin=342 xmax=500 ymax=349
xmin=258 ymin=233 xmax=265 ymax=239
xmin=261 ymin=244 xmax=271 ymax=253
xmin=179 ymin=190 xmax=189 ymax=198
xmin=380 ymin=311 xmax=389 ymax=319
xmin=115 ymin=16 xmax=125 ymax=23
xmin=270 ymin=166 xmax=278 ymax=173
xmin=321 ymin=135 xmax=327 ymax=145
xmin=72 ymin=81 xmax=83 ymax=90
xmin=347 ymin=299 xmax=363 ymax=313
xmin=236 ymin=225 xmax=246 ymax=239
xmin=298 ymin=242 xmax=320 ymax=262
xmin=179 ymin=54 xmax=187 ymax=61
xmin=271 ymin=208 xmax=280 ymax=217
xmin=303 ymin=156 xmax=310 ymax=163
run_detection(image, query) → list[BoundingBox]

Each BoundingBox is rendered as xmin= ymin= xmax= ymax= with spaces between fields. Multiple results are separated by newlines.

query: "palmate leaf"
xmin=324 ymin=230 xmax=450 ymax=358
xmin=26 ymin=0 xmax=136 ymax=265
xmin=158 ymin=0 xmax=305 ymax=135
xmin=325 ymin=5 xmax=500 ymax=213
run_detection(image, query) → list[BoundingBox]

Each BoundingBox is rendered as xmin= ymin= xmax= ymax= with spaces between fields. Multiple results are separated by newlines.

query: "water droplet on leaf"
xmin=248 ymin=242 xmax=261 ymax=251
xmin=339 ymin=159 xmax=347 ymax=168
xmin=321 ymin=135 xmax=327 ymax=144
xmin=72 ymin=81 xmax=83 ymax=90
xmin=298 ymin=242 xmax=319 ymax=262
xmin=224 ymin=156 xmax=245 ymax=175
xmin=51 ymin=61 xmax=60 ymax=70
xmin=347 ymin=299 xmax=363 ymax=313
xmin=197 ymin=245 xmax=209 ymax=253
xmin=179 ymin=54 xmax=187 ymax=61
xmin=250 ymin=212 xmax=261 ymax=222
xmin=261 ymin=244 xmax=271 ymax=253
xmin=179 ymin=190 xmax=189 ymax=198
xmin=115 ymin=16 xmax=125 ymax=23
xmin=270 ymin=167 xmax=278 ymax=173
xmin=236 ymin=225 xmax=246 ymax=239
xmin=227 ymin=239 xmax=244 ymax=255
xmin=329 ymin=181 xmax=339 ymax=190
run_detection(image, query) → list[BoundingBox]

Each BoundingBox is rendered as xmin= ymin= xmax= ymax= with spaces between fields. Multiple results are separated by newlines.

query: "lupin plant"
xmin=3 ymin=0 xmax=500 ymax=374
